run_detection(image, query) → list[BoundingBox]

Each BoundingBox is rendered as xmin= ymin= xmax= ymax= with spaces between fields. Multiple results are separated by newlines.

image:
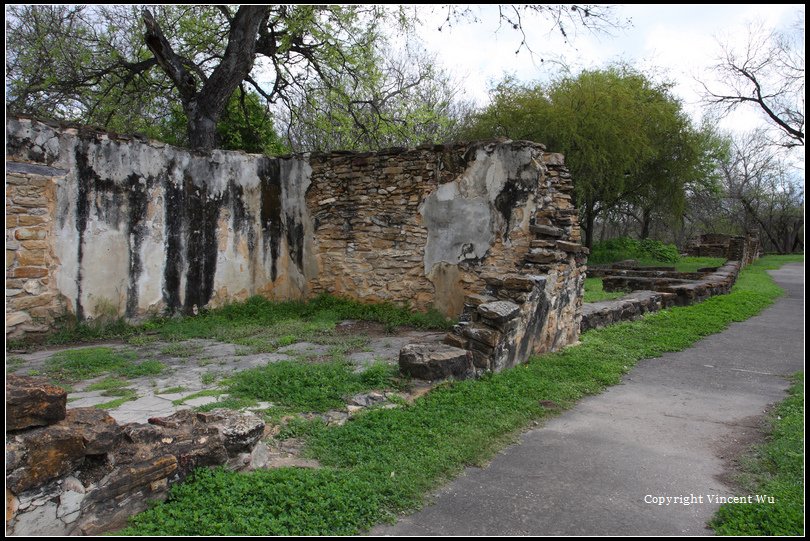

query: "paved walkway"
xmin=373 ymin=263 xmax=804 ymax=536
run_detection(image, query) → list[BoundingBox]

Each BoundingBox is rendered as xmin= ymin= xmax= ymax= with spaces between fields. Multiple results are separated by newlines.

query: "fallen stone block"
xmin=399 ymin=343 xmax=472 ymax=380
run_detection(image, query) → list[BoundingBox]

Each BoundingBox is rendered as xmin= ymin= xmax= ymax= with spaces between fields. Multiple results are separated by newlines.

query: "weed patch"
xmin=583 ymin=277 xmax=625 ymax=303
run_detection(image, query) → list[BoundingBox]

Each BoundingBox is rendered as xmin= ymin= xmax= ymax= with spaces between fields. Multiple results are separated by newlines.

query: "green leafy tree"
xmin=465 ymin=66 xmax=713 ymax=247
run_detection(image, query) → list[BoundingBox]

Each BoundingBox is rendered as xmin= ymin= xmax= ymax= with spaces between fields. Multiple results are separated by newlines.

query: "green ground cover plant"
xmin=583 ymin=277 xmax=625 ymax=303
xmin=227 ymin=361 xmax=400 ymax=412
xmin=44 ymin=347 xmax=165 ymax=382
xmin=121 ymin=255 xmax=803 ymax=535
xmin=10 ymin=294 xmax=452 ymax=352
xmin=710 ymin=373 xmax=804 ymax=536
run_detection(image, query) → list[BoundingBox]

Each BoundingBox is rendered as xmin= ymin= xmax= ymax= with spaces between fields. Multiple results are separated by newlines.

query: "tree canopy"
xmin=464 ymin=67 xmax=715 ymax=247
xmin=6 ymin=4 xmax=620 ymax=152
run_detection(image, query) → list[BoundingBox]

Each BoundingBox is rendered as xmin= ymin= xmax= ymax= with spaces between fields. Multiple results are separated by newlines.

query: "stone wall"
xmin=6 ymin=117 xmax=585 ymax=361
xmin=581 ymin=261 xmax=743 ymax=331
xmin=684 ymin=233 xmax=760 ymax=265
xmin=6 ymin=164 xmax=67 ymax=339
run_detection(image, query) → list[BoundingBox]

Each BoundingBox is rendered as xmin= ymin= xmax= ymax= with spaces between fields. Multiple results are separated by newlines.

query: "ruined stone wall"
xmin=684 ymin=233 xmax=760 ymax=265
xmin=304 ymin=142 xmax=544 ymax=316
xmin=6 ymin=117 xmax=583 ymax=357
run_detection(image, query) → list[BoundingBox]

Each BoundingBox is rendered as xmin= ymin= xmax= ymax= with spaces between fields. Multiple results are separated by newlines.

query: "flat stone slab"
xmin=399 ymin=343 xmax=472 ymax=380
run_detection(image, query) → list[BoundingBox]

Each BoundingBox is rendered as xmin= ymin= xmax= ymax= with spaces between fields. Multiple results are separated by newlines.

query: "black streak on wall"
xmin=495 ymin=179 xmax=533 ymax=234
xmin=181 ymin=172 xmax=223 ymax=315
xmin=73 ymin=141 xmax=96 ymax=321
xmin=125 ymin=173 xmax=149 ymax=317
xmin=257 ymin=157 xmax=282 ymax=281
xmin=163 ymin=163 xmax=185 ymax=313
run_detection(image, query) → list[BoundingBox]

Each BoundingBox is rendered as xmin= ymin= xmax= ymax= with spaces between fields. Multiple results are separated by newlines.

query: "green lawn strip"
xmin=671 ymin=256 xmax=726 ymax=272
xmin=583 ymin=277 xmax=625 ymax=303
xmin=122 ymin=256 xmax=800 ymax=535
xmin=226 ymin=361 xmax=400 ymax=413
xmin=710 ymin=374 xmax=804 ymax=536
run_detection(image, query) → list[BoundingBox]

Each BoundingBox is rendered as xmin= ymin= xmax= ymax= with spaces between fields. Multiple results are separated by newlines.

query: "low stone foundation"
xmin=5 ymin=375 xmax=265 ymax=535
xmin=581 ymin=261 xmax=743 ymax=331
xmin=603 ymin=261 xmax=741 ymax=306
xmin=580 ymin=290 xmax=674 ymax=332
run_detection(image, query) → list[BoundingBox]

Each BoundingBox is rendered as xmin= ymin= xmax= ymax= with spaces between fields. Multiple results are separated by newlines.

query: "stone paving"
xmin=7 ymin=326 xmax=446 ymax=425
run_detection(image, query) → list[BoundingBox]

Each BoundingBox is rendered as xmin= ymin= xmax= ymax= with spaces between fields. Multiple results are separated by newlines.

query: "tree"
xmin=464 ymin=66 xmax=711 ymax=248
xmin=700 ymin=12 xmax=805 ymax=147
xmin=7 ymin=4 xmax=622 ymax=152
xmin=281 ymin=44 xmax=474 ymax=151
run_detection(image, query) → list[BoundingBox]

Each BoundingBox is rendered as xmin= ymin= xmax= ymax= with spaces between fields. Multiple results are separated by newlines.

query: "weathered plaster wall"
xmin=6 ymin=117 xmax=584 ymax=359
xmin=7 ymin=117 xmax=319 ymax=327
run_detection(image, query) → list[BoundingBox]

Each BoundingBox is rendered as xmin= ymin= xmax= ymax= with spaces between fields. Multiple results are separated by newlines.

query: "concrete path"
xmin=373 ymin=263 xmax=804 ymax=536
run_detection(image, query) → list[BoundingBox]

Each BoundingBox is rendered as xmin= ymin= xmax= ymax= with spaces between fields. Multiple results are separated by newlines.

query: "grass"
xmin=95 ymin=389 xmax=138 ymax=409
xmin=670 ymin=256 xmax=726 ymax=272
xmin=120 ymin=255 xmax=802 ymax=535
xmin=161 ymin=342 xmax=204 ymax=358
xmin=7 ymin=356 xmax=25 ymax=373
xmin=43 ymin=347 xmax=165 ymax=383
xmin=158 ymin=386 xmax=187 ymax=395
xmin=583 ymin=277 xmax=625 ymax=303
xmin=710 ymin=373 xmax=804 ymax=536
xmin=10 ymin=294 xmax=453 ymax=353
xmin=227 ymin=361 xmax=400 ymax=413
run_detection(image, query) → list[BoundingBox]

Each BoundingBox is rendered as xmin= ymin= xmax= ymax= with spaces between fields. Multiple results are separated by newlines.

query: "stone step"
xmin=461 ymin=324 xmax=502 ymax=348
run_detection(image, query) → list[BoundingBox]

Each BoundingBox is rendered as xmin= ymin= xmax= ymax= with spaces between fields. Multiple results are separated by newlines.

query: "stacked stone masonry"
xmin=7 ymin=116 xmax=585 ymax=374
xmin=6 ymin=163 xmax=67 ymax=339
xmin=404 ymin=157 xmax=588 ymax=378
xmin=685 ymin=233 xmax=760 ymax=265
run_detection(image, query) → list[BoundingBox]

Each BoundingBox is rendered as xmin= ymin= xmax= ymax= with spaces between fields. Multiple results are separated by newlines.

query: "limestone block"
xmin=6 ymin=375 xmax=67 ymax=431
xmin=7 ymin=426 xmax=85 ymax=493
xmin=461 ymin=324 xmax=502 ymax=348
xmin=196 ymin=409 xmax=265 ymax=456
xmin=399 ymin=343 xmax=472 ymax=380
xmin=6 ymin=311 xmax=32 ymax=328
xmin=529 ymin=224 xmax=564 ymax=238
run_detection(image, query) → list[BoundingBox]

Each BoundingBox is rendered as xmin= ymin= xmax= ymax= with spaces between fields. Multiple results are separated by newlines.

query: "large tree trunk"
xmin=639 ymin=207 xmax=652 ymax=239
xmin=187 ymin=105 xmax=219 ymax=151
xmin=143 ymin=6 xmax=268 ymax=151
xmin=582 ymin=199 xmax=596 ymax=250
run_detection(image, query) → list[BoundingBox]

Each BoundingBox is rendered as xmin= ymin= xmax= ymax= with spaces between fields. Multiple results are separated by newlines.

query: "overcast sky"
xmin=414 ymin=4 xmax=804 ymax=138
